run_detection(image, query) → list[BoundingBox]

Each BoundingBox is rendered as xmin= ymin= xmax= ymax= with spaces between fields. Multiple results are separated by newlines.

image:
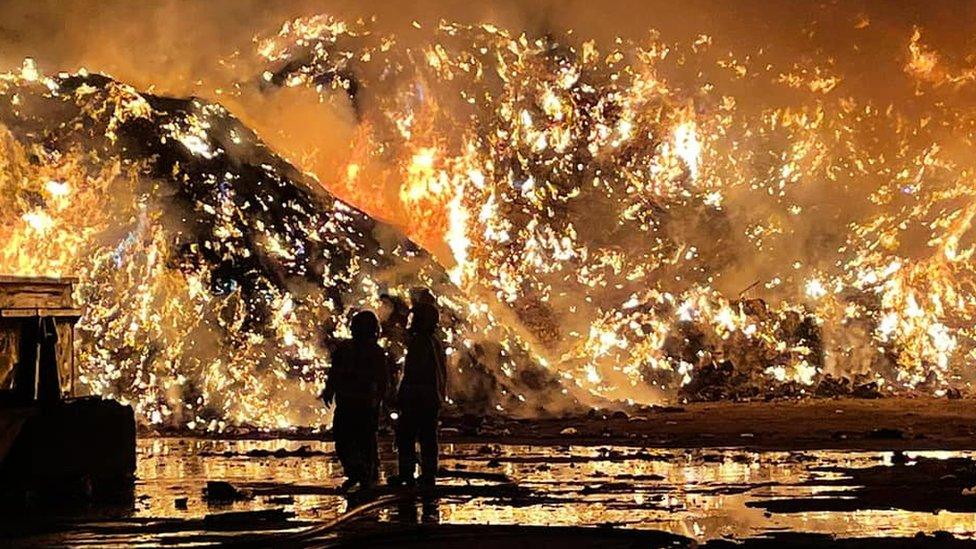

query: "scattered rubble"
xmin=867 ymin=428 xmax=905 ymax=440
xmin=203 ymin=481 xmax=251 ymax=503
xmin=200 ymin=445 xmax=328 ymax=458
xmin=203 ymin=508 xmax=292 ymax=526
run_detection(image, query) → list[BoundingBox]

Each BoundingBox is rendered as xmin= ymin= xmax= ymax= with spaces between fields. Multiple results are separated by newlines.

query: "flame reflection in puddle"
xmin=126 ymin=439 xmax=976 ymax=542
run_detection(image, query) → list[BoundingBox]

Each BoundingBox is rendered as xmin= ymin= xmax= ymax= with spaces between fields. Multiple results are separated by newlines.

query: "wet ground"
xmin=7 ymin=437 xmax=976 ymax=547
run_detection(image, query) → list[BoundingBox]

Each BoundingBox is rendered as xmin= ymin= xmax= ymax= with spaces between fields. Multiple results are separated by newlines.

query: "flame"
xmin=673 ymin=119 xmax=702 ymax=181
xmin=5 ymin=13 xmax=976 ymax=430
xmin=0 ymin=67 xmax=556 ymax=430
xmin=906 ymin=27 xmax=940 ymax=82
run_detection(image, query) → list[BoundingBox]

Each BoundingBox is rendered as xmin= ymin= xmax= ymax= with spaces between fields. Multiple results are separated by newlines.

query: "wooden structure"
xmin=0 ymin=276 xmax=82 ymax=399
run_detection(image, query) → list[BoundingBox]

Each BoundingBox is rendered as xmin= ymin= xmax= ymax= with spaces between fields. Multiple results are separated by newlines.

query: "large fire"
xmin=0 ymin=66 xmax=563 ymax=431
xmin=253 ymin=17 xmax=976 ymax=400
xmin=2 ymin=14 xmax=976 ymax=429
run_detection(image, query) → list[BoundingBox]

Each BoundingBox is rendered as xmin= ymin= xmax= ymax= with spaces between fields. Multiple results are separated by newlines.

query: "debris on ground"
xmin=199 ymin=445 xmax=328 ymax=458
xmin=867 ymin=428 xmax=905 ymax=440
xmin=203 ymin=508 xmax=292 ymax=525
xmin=266 ymin=496 xmax=295 ymax=505
xmin=204 ymin=481 xmax=251 ymax=502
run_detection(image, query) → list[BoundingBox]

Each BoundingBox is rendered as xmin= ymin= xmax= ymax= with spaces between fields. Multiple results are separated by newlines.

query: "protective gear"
xmin=400 ymin=303 xmax=447 ymax=402
xmin=396 ymin=302 xmax=447 ymax=484
xmin=322 ymin=311 xmax=390 ymax=485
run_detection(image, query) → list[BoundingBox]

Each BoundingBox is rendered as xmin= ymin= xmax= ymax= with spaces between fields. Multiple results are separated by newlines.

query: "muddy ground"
xmin=167 ymin=397 xmax=976 ymax=451
xmin=434 ymin=397 xmax=976 ymax=451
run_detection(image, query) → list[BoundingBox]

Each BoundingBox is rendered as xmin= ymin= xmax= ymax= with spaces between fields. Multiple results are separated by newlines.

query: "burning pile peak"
xmin=0 ymin=68 xmax=573 ymax=431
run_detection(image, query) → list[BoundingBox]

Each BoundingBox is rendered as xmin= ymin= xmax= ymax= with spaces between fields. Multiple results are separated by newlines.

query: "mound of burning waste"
xmin=0 ymin=70 xmax=575 ymax=431
xmin=248 ymin=17 xmax=976 ymax=403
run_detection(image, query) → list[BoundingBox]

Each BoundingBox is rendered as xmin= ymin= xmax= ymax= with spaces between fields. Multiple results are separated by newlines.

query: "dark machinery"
xmin=0 ymin=276 xmax=135 ymax=501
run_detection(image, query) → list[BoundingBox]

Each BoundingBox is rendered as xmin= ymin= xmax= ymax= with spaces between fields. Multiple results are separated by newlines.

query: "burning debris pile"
xmin=0 ymin=67 xmax=572 ymax=431
xmin=246 ymin=17 xmax=976 ymax=402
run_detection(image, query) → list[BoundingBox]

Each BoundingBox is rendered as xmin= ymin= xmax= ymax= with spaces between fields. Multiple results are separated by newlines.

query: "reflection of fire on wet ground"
xmin=8 ymin=438 xmax=976 ymax=546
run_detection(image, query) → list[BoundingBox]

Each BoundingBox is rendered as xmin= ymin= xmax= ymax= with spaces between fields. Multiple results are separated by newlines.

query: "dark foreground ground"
xmin=323 ymin=525 xmax=972 ymax=548
xmin=7 ymin=397 xmax=976 ymax=547
xmin=438 ymin=397 xmax=976 ymax=451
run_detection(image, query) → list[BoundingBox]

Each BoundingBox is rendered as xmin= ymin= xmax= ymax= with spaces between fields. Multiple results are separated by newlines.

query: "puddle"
xmin=12 ymin=439 xmax=976 ymax=545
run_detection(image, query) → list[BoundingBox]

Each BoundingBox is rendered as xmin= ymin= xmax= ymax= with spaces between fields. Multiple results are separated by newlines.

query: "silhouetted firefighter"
xmin=321 ymin=311 xmax=390 ymax=491
xmin=391 ymin=298 xmax=447 ymax=487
